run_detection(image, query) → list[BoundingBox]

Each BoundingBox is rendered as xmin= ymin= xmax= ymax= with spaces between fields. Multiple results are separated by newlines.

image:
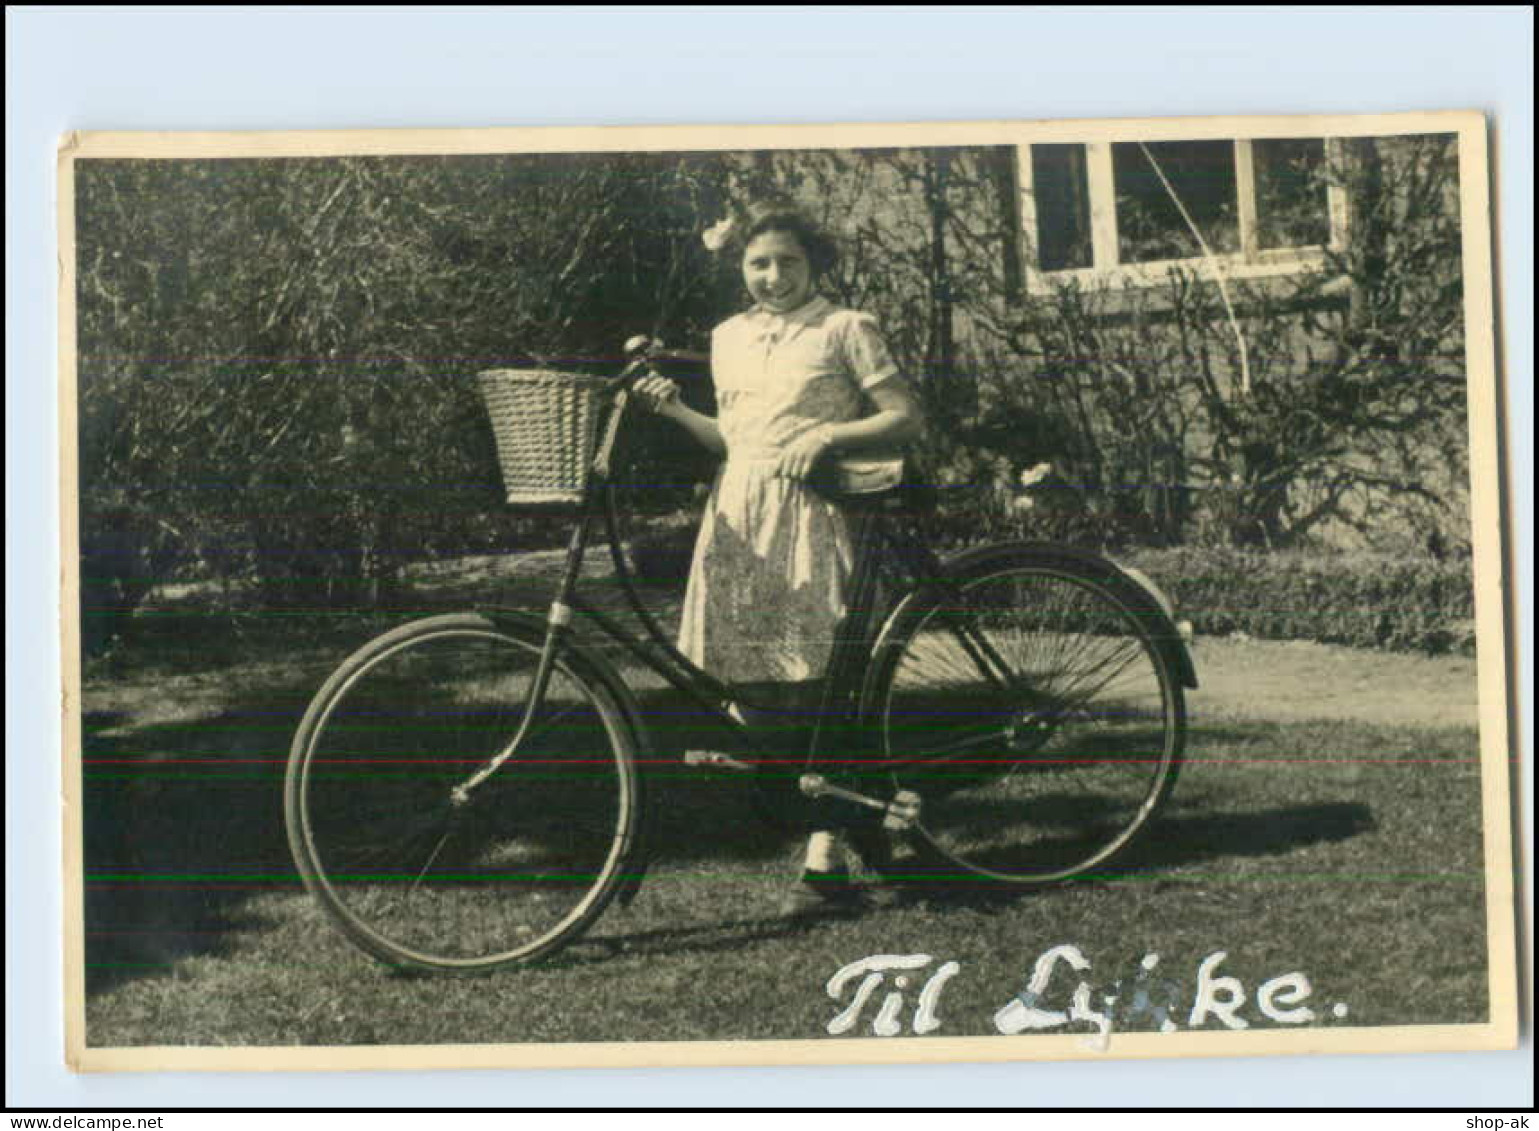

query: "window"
xmin=1017 ymin=137 xmax=1345 ymax=293
xmin=1029 ymin=144 xmax=1093 ymax=272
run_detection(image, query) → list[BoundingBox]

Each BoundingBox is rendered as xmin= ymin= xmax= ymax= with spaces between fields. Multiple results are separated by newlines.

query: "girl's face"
xmin=741 ymin=230 xmax=815 ymax=314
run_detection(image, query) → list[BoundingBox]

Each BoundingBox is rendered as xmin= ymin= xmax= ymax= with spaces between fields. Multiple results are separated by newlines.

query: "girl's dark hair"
xmin=728 ymin=199 xmax=839 ymax=278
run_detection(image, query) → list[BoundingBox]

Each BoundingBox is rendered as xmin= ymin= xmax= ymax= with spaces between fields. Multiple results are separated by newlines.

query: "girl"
xmin=635 ymin=201 xmax=924 ymax=916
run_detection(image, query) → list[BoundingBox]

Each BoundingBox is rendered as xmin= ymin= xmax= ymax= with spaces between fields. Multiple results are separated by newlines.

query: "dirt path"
xmin=1186 ymin=635 xmax=1480 ymax=728
xmin=425 ymin=549 xmax=1486 ymax=730
xmin=102 ymin=552 xmax=1486 ymax=737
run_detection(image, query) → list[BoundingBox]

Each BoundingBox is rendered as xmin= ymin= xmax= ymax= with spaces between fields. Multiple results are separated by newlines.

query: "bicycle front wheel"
xmin=865 ymin=550 xmax=1184 ymax=886
xmin=285 ymin=614 xmax=640 ymax=973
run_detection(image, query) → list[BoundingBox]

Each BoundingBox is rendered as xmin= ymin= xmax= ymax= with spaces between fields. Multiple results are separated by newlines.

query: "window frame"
xmin=1016 ymin=138 xmax=1349 ymax=295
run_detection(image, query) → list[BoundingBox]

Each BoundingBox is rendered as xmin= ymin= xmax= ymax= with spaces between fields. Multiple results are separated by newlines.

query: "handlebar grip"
xmin=620 ymin=336 xmax=709 ymax=366
xmin=608 ymin=357 xmax=650 ymax=392
xmin=650 ymin=348 xmax=710 ymax=365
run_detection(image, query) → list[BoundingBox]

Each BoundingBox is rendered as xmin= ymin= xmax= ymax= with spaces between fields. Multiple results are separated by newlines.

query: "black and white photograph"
xmin=59 ymin=111 xmax=1516 ymax=1072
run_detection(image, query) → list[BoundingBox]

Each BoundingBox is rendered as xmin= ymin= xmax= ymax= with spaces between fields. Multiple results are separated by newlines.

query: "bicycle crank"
xmin=798 ymin=774 xmax=922 ymax=833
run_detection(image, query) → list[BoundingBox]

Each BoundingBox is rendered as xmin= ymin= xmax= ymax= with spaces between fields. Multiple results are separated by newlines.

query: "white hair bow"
xmin=701 ymin=217 xmax=735 ymax=252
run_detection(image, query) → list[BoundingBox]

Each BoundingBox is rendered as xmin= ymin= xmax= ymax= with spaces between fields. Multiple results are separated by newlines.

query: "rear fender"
xmin=868 ymin=542 xmax=1198 ymax=698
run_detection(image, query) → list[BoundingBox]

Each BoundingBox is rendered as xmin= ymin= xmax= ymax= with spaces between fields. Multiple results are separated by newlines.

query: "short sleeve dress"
xmin=677 ymin=295 xmax=902 ymax=686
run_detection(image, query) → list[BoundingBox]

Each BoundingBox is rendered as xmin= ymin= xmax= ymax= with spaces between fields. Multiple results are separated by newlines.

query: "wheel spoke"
xmin=407 ymin=825 xmax=458 ymax=894
xmin=886 ymin=724 xmax=1015 ymax=765
xmin=1049 ymin=639 xmax=1148 ymax=717
xmin=875 ymin=559 xmax=1183 ymax=885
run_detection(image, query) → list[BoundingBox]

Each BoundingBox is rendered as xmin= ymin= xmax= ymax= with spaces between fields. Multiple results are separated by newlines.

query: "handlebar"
xmin=610 ymin=335 xmax=710 ymax=392
xmin=592 ymin=335 xmax=707 ymax=475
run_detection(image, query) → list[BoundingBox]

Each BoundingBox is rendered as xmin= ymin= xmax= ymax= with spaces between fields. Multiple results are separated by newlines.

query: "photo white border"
xmin=51 ymin=109 xmax=1520 ymax=1075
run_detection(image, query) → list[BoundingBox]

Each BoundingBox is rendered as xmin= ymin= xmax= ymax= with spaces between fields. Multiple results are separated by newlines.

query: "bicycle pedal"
xmin=882 ymin=790 xmax=922 ymax=833
xmin=683 ymin=750 xmax=756 ymax=773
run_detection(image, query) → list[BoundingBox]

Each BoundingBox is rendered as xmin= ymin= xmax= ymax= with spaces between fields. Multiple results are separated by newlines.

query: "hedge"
xmin=627 ymin=525 xmax=1476 ymax=656
xmin=1117 ymin=547 xmax=1476 ymax=656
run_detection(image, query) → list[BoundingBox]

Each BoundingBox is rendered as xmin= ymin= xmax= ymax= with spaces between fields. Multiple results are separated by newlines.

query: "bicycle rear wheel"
xmin=285 ymin=614 xmax=640 ymax=973
xmin=865 ymin=549 xmax=1184 ymax=886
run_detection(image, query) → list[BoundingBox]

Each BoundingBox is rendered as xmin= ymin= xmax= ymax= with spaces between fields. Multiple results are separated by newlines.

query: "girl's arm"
xmin=633 ymin=375 xmax=726 ymax=455
xmin=776 ymin=379 xmax=924 ymax=481
xmin=660 ymin=400 xmax=726 ymax=455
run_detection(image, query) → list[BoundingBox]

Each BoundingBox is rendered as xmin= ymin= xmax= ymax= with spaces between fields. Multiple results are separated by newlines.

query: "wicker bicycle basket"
xmin=477 ymin=368 xmax=611 ymax=506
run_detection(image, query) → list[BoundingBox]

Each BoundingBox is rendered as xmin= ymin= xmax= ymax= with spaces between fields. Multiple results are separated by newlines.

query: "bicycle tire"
xmin=861 ymin=546 xmax=1185 ymax=886
xmin=285 ymin=613 xmax=641 ymax=973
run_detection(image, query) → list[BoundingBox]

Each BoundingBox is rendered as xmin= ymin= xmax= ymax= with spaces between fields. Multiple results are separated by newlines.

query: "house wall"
xmin=718 ymin=135 xmax=1467 ymax=551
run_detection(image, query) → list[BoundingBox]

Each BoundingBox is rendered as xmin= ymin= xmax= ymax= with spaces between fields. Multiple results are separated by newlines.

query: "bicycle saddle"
xmin=808 ymin=455 xmax=935 ymax=512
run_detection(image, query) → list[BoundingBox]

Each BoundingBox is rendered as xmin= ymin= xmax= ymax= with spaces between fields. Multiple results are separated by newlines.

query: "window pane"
xmin=1254 ymin=138 xmax=1330 ymax=249
xmin=1112 ymin=141 xmax=1238 ymax=263
xmin=1031 ymin=144 xmax=1093 ymax=271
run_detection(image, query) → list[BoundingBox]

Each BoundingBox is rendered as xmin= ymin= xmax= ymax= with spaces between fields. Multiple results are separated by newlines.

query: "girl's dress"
xmin=677 ymin=295 xmax=901 ymax=686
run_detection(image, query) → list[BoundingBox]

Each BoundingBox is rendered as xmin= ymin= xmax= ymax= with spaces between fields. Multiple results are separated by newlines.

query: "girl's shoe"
xmin=845 ymin=822 xmax=895 ymax=877
xmin=779 ymin=867 xmax=865 ymax=919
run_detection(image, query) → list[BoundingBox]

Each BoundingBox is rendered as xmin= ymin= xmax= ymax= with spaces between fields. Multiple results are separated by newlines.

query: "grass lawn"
xmin=78 ymin=554 xmax=1490 ymax=1048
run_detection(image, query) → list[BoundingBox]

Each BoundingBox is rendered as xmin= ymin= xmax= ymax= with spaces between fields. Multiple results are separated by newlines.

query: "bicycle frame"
xmin=462 ymin=343 xmax=1111 ymax=810
xmin=516 ymin=467 xmax=909 ymax=771
xmin=461 ymin=349 xmax=953 ymax=792
xmin=286 ymin=346 xmax=1200 ymax=972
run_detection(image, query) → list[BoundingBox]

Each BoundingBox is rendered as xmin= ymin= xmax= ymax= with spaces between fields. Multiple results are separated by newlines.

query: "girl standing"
xmin=636 ymin=200 xmax=923 ymax=915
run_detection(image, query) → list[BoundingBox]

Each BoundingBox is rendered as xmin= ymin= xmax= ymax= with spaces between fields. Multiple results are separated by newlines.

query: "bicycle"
xmin=283 ymin=337 xmax=1199 ymax=973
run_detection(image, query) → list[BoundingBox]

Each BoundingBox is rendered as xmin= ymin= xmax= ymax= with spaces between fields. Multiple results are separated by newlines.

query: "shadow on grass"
xmin=817 ymin=800 xmax=1380 ymax=916
xmin=81 ymin=656 xmax=1380 ymax=994
xmin=548 ymin=906 xmax=882 ymax=970
xmin=82 ymin=691 xmax=315 ymax=995
xmin=79 ymin=680 xmax=806 ymax=995
xmin=1135 ymin=801 xmax=1375 ymax=869
xmin=371 ymin=906 xmax=886 ymax=979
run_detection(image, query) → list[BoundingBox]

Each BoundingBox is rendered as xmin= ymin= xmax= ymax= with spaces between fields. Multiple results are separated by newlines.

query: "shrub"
xmin=624 ymin=502 xmax=1474 ymax=656
xmin=1117 ymin=546 xmax=1475 ymax=655
xmin=73 ymin=154 xmax=731 ymax=655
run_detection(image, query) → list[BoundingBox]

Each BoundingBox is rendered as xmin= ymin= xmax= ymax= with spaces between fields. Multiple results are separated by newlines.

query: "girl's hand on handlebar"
xmin=633 ymin=374 xmax=683 ymax=417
